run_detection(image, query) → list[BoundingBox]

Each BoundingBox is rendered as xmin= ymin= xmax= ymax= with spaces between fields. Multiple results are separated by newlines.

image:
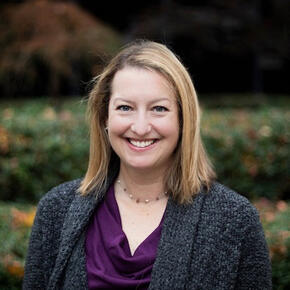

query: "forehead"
xmin=110 ymin=66 xmax=175 ymax=101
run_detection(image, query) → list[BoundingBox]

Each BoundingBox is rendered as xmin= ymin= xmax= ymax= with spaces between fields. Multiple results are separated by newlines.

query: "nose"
xmin=130 ymin=112 xmax=152 ymax=136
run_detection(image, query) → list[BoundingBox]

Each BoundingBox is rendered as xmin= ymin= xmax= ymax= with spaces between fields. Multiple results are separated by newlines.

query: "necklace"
xmin=116 ymin=179 xmax=167 ymax=204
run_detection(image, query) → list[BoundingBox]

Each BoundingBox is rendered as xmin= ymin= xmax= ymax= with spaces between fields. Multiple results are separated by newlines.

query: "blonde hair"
xmin=79 ymin=40 xmax=216 ymax=204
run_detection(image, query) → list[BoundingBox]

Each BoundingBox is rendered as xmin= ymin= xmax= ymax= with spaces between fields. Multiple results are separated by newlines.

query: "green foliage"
xmin=255 ymin=199 xmax=290 ymax=289
xmin=270 ymin=212 xmax=290 ymax=289
xmin=202 ymin=105 xmax=289 ymax=200
xmin=0 ymin=202 xmax=35 ymax=289
xmin=0 ymin=98 xmax=88 ymax=202
xmin=0 ymin=98 xmax=289 ymax=202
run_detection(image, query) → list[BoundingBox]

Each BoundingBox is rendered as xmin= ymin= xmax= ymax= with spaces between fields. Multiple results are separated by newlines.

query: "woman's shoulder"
xmin=36 ymin=178 xmax=83 ymax=215
xmin=41 ymin=178 xmax=82 ymax=201
xmin=207 ymin=181 xmax=251 ymax=204
xmin=202 ymin=181 xmax=259 ymax=221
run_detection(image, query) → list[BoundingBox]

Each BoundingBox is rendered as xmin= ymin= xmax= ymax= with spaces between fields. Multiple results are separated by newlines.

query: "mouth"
xmin=127 ymin=138 xmax=158 ymax=148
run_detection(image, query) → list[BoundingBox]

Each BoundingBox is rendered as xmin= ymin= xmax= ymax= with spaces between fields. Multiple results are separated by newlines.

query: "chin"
xmin=122 ymin=159 xmax=155 ymax=170
xmin=125 ymin=159 xmax=168 ymax=172
xmin=128 ymin=163 xmax=154 ymax=170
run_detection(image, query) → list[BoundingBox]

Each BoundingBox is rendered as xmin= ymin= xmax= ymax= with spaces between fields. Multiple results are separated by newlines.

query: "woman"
xmin=23 ymin=40 xmax=272 ymax=289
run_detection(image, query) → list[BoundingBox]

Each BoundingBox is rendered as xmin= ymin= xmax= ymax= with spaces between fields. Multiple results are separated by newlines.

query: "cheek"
xmin=108 ymin=115 xmax=129 ymax=134
xmin=155 ymin=116 xmax=179 ymax=138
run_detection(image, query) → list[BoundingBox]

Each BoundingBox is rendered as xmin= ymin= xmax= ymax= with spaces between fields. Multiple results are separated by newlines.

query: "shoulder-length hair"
xmin=78 ymin=40 xmax=216 ymax=204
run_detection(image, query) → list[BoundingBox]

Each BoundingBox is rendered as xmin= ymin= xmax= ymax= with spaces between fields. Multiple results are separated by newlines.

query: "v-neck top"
xmin=85 ymin=183 xmax=164 ymax=289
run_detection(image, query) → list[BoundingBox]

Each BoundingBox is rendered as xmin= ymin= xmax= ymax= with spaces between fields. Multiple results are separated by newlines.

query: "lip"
xmin=125 ymin=138 xmax=159 ymax=152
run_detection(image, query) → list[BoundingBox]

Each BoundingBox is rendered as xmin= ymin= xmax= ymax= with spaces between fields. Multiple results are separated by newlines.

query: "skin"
xmin=107 ymin=66 xmax=180 ymax=255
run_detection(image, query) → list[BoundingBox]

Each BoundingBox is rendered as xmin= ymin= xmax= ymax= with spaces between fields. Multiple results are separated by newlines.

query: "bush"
xmin=202 ymin=106 xmax=289 ymax=200
xmin=0 ymin=98 xmax=289 ymax=202
xmin=254 ymin=199 xmax=290 ymax=289
xmin=0 ymin=202 xmax=35 ymax=289
xmin=0 ymin=98 xmax=88 ymax=202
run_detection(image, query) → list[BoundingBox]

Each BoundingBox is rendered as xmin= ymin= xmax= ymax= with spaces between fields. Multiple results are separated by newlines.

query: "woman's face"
xmin=107 ymin=66 xmax=180 ymax=173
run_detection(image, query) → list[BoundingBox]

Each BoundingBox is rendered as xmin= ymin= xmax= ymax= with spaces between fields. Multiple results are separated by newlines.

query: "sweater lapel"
xmin=47 ymin=191 xmax=102 ymax=289
xmin=149 ymin=193 xmax=205 ymax=290
xmin=48 ymin=160 xmax=120 ymax=289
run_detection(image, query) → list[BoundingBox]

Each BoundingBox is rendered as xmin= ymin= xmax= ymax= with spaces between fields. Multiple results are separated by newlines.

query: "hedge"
xmin=0 ymin=99 xmax=89 ymax=202
xmin=202 ymin=105 xmax=289 ymax=200
xmin=254 ymin=199 xmax=290 ymax=289
xmin=0 ymin=202 xmax=35 ymax=290
xmin=0 ymin=98 xmax=289 ymax=203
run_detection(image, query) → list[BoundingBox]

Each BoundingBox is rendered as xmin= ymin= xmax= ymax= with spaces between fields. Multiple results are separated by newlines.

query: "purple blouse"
xmin=85 ymin=184 xmax=164 ymax=289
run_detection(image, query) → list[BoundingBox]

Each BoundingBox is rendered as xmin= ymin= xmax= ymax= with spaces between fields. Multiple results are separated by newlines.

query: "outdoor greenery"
xmin=0 ymin=97 xmax=289 ymax=203
xmin=202 ymin=104 xmax=289 ymax=200
xmin=254 ymin=199 xmax=290 ymax=289
xmin=0 ymin=98 xmax=89 ymax=202
xmin=0 ymin=202 xmax=35 ymax=290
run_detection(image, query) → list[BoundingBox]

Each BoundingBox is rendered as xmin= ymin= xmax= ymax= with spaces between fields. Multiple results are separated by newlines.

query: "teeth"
xmin=130 ymin=139 xmax=155 ymax=148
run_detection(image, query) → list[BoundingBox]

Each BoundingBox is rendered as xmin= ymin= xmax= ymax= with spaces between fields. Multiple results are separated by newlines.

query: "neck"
xmin=117 ymin=164 xmax=167 ymax=201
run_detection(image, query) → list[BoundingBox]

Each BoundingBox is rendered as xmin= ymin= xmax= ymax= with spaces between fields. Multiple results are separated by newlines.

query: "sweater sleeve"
xmin=22 ymin=197 xmax=48 ymax=290
xmin=235 ymin=205 xmax=272 ymax=290
xmin=22 ymin=179 xmax=81 ymax=289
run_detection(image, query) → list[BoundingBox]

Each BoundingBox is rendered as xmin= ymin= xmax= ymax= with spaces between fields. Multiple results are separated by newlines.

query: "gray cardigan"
xmin=23 ymin=173 xmax=272 ymax=289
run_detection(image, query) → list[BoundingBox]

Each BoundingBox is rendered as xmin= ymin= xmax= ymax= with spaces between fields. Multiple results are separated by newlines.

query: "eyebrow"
xmin=112 ymin=97 xmax=172 ymax=104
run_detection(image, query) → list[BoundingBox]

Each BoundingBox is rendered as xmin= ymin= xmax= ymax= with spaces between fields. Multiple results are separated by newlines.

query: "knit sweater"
xmin=23 ymin=173 xmax=272 ymax=289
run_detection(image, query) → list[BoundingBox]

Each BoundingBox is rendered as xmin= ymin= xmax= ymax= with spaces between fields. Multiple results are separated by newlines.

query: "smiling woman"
xmin=23 ymin=40 xmax=272 ymax=289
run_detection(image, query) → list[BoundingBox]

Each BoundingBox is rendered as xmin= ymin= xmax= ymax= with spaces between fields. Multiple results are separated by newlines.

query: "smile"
xmin=128 ymin=139 xmax=156 ymax=148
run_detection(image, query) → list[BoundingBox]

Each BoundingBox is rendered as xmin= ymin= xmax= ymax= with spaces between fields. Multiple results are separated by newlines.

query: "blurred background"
xmin=0 ymin=0 xmax=289 ymax=288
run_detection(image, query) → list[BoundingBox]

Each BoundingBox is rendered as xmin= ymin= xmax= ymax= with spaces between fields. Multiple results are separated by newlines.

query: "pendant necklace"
xmin=116 ymin=179 xmax=167 ymax=204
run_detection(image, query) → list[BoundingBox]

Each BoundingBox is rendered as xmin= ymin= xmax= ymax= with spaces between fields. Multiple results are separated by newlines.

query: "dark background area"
xmin=0 ymin=0 xmax=289 ymax=96
xmin=77 ymin=0 xmax=290 ymax=94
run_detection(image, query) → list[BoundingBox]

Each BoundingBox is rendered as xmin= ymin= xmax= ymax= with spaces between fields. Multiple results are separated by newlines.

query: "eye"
xmin=153 ymin=106 xmax=168 ymax=112
xmin=116 ymin=105 xmax=132 ymax=111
